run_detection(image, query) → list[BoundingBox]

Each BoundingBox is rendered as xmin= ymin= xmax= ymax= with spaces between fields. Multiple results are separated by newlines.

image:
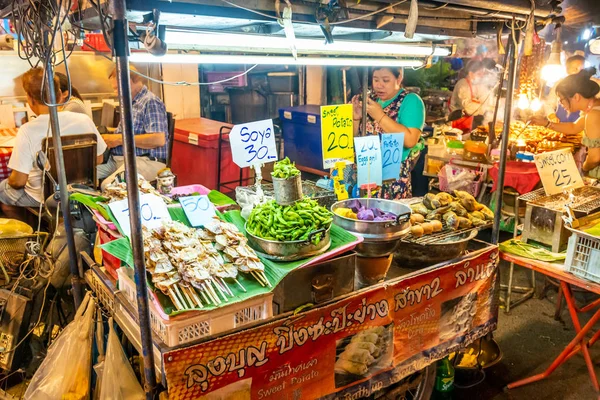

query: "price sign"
xmin=230 ymin=119 xmax=278 ymax=168
xmin=354 ymin=135 xmax=382 ymax=186
xmin=179 ymin=195 xmax=216 ymax=227
xmin=534 ymin=148 xmax=584 ymax=195
xmin=381 ymin=133 xmax=404 ymax=181
xmin=321 ymin=104 xmax=355 ymax=169
xmin=109 ymin=193 xmax=171 ymax=237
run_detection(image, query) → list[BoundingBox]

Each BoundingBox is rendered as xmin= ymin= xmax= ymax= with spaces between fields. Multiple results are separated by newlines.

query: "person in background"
xmin=547 ymin=55 xmax=586 ymax=123
xmin=56 ymin=72 xmax=93 ymax=119
xmin=0 ymin=68 xmax=106 ymax=219
xmin=98 ymin=66 xmax=168 ymax=188
xmin=472 ymin=45 xmax=488 ymax=62
xmin=351 ymin=67 xmax=426 ymax=199
xmin=449 ymin=61 xmax=487 ymax=132
xmin=532 ymin=68 xmax=600 ymax=178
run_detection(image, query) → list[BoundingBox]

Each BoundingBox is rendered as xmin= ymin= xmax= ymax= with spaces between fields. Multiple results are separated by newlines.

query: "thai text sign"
xmin=321 ymin=105 xmax=355 ymax=169
xmin=164 ymin=247 xmax=499 ymax=400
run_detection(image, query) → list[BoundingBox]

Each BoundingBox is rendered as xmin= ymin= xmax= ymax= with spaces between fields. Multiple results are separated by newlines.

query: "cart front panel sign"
xmin=164 ymin=247 xmax=499 ymax=400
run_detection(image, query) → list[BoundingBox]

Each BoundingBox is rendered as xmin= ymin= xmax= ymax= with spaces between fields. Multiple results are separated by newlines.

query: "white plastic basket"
xmin=565 ymin=226 xmax=600 ymax=284
xmin=85 ymin=268 xmax=115 ymax=313
xmin=117 ymin=267 xmax=273 ymax=347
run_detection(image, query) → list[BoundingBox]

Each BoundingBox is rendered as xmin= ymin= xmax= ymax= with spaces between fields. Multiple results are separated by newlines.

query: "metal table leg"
xmin=507 ymin=281 xmax=600 ymax=392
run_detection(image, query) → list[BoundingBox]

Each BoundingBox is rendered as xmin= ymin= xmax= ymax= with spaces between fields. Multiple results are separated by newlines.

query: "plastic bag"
xmin=25 ymin=293 xmax=96 ymax=400
xmin=99 ymin=318 xmax=145 ymax=400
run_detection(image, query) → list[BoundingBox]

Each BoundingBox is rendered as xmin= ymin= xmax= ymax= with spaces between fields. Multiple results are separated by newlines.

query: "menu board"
xmin=321 ymin=105 xmax=355 ymax=169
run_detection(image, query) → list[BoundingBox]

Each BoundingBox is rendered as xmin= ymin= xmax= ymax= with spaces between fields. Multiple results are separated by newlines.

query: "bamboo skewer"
xmin=220 ymin=278 xmax=234 ymax=296
xmin=187 ymin=287 xmax=203 ymax=307
xmin=212 ymin=278 xmax=229 ymax=301
xmin=203 ymin=282 xmax=220 ymax=305
xmin=234 ymin=278 xmax=247 ymax=292
xmin=174 ymin=285 xmax=189 ymax=309
xmin=198 ymin=287 xmax=211 ymax=305
xmin=168 ymin=288 xmax=184 ymax=310
xmin=181 ymin=286 xmax=195 ymax=308
xmin=259 ymin=271 xmax=271 ymax=287
xmin=251 ymin=271 xmax=266 ymax=287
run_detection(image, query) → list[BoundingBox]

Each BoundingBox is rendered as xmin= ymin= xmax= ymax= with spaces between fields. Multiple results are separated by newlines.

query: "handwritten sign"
xmin=381 ymin=133 xmax=404 ymax=181
xmin=108 ymin=193 xmax=171 ymax=237
xmin=321 ymin=104 xmax=355 ymax=169
xmin=534 ymin=148 xmax=584 ymax=195
xmin=230 ymin=119 xmax=278 ymax=168
xmin=354 ymin=135 xmax=382 ymax=186
xmin=179 ymin=195 xmax=216 ymax=227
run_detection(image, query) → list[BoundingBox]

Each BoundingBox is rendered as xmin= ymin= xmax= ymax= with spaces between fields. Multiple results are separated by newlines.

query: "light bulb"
xmin=517 ymin=94 xmax=530 ymax=110
xmin=542 ymin=64 xmax=567 ymax=86
xmin=530 ymin=98 xmax=542 ymax=112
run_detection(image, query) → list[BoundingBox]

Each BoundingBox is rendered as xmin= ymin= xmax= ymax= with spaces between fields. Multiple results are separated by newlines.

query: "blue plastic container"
xmin=279 ymin=105 xmax=325 ymax=173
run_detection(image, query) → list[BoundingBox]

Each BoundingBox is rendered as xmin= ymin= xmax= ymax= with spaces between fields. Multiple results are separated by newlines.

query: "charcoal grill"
xmin=395 ymin=224 xmax=484 ymax=268
xmin=520 ymin=186 xmax=600 ymax=252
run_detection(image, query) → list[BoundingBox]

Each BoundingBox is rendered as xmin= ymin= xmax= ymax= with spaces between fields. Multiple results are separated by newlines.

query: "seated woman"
xmin=351 ymin=67 xmax=426 ymax=199
xmin=0 ymin=68 xmax=106 ymax=220
xmin=56 ymin=72 xmax=93 ymax=119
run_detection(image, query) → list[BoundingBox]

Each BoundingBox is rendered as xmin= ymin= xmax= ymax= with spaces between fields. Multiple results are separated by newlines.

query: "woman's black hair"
xmin=371 ymin=67 xmax=403 ymax=78
xmin=556 ymin=67 xmax=600 ymax=100
xmin=55 ymin=72 xmax=83 ymax=100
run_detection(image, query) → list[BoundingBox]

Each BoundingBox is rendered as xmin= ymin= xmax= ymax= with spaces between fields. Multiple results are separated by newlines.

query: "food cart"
xmin=3 ymin=0 xmax=573 ymax=398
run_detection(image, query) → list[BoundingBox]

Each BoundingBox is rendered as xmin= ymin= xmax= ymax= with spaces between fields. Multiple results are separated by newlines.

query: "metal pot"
xmin=245 ymin=224 xmax=331 ymax=261
xmin=331 ymin=199 xmax=411 ymax=257
xmin=271 ymin=175 xmax=303 ymax=205
xmin=395 ymin=228 xmax=478 ymax=268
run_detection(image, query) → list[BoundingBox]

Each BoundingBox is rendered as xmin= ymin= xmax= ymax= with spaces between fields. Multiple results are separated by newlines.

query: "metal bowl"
xmin=245 ymin=224 xmax=331 ymax=261
xmin=331 ymin=199 xmax=411 ymax=257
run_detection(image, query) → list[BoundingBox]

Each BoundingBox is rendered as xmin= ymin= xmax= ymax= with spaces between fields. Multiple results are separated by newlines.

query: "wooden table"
xmin=501 ymin=252 xmax=600 ymax=395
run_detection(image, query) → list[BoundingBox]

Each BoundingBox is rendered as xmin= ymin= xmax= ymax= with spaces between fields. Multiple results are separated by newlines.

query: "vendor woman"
xmin=531 ymin=68 xmax=600 ymax=178
xmin=351 ymin=67 xmax=426 ymax=199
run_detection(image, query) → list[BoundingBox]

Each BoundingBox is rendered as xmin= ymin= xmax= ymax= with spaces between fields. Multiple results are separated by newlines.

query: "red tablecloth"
xmin=489 ymin=161 xmax=541 ymax=194
xmin=0 ymin=128 xmax=17 ymax=181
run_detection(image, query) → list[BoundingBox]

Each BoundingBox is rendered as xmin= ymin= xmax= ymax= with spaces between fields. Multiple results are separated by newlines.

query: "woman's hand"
xmin=530 ymin=116 xmax=549 ymax=127
xmin=351 ymin=95 xmax=362 ymax=121
xmin=366 ymin=98 xmax=385 ymax=122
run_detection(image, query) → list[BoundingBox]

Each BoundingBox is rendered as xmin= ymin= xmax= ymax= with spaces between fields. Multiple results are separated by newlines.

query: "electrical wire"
xmin=130 ymin=65 xmax=260 ymax=87
xmin=330 ymin=1 xmax=408 ymax=25
xmin=423 ymin=2 xmax=449 ymax=10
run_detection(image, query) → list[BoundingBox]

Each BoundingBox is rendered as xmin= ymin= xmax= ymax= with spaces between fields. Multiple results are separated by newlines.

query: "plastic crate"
xmin=117 ymin=267 xmax=273 ymax=347
xmin=82 ymin=33 xmax=111 ymax=52
xmin=565 ymin=226 xmax=600 ymax=284
xmin=205 ymin=71 xmax=248 ymax=93
xmin=96 ymin=219 xmax=123 ymax=280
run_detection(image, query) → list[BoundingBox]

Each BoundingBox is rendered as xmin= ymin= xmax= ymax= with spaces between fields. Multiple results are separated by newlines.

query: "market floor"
xmin=454 ymin=260 xmax=600 ymax=400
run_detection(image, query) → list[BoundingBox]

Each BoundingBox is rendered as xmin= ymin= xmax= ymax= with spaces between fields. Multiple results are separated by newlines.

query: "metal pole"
xmin=361 ymin=67 xmax=368 ymax=136
xmin=42 ymin=25 xmax=84 ymax=310
xmin=110 ymin=0 xmax=157 ymax=397
xmin=490 ymin=50 xmax=510 ymax=147
xmin=492 ymin=31 xmax=519 ymax=245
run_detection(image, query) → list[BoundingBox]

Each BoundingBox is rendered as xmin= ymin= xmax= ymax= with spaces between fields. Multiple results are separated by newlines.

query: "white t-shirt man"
xmin=7 ymin=111 xmax=107 ymax=203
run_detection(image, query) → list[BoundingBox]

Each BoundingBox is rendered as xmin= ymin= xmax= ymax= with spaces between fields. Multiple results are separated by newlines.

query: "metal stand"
xmin=500 ymin=191 xmax=535 ymax=312
xmin=109 ymin=0 xmax=157 ymax=397
xmin=492 ymin=30 xmax=519 ymax=245
xmin=42 ymin=16 xmax=84 ymax=309
xmin=361 ymin=67 xmax=368 ymax=136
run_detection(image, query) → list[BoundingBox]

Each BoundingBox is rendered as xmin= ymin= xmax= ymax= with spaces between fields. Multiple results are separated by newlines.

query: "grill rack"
xmin=401 ymin=223 xmax=490 ymax=245
xmin=518 ymin=186 xmax=600 ymax=215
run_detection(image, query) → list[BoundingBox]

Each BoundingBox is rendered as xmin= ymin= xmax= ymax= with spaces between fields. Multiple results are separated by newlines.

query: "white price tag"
xmin=179 ymin=195 xmax=216 ymax=227
xmin=381 ymin=133 xmax=404 ymax=181
xmin=533 ymin=148 xmax=584 ymax=195
xmin=108 ymin=193 xmax=171 ymax=237
xmin=354 ymin=136 xmax=382 ymax=186
xmin=230 ymin=119 xmax=278 ymax=168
